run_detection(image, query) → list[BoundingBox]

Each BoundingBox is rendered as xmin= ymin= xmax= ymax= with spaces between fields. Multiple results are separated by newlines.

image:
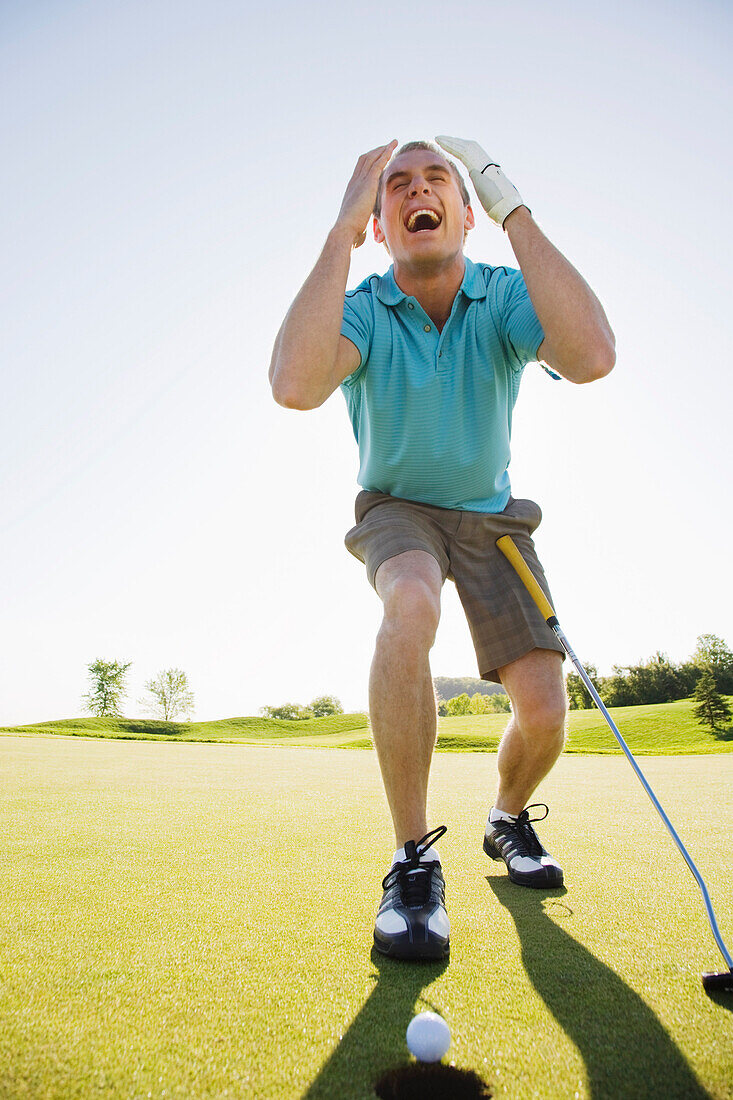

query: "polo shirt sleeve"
xmin=340 ymin=286 xmax=375 ymax=387
xmin=498 ymin=268 xmax=546 ymax=373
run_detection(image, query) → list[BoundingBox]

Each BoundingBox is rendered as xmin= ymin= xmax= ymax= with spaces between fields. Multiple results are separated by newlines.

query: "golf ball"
xmin=406 ymin=1011 xmax=451 ymax=1062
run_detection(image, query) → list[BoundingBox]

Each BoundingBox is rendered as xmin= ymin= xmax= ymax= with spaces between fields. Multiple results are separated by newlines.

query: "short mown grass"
xmin=1 ymin=737 xmax=731 ymax=1099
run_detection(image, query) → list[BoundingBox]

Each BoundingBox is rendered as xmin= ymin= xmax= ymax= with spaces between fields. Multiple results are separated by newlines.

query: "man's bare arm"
xmin=269 ymin=140 xmax=397 ymax=410
xmin=504 ymin=207 xmax=615 ymax=384
xmin=435 ymin=135 xmax=615 ymax=384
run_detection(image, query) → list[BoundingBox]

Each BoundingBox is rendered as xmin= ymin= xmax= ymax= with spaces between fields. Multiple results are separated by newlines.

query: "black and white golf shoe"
xmin=374 ymin=825 xmax=450 ymax=960
xmin=483 ymin=804 xmax=564 ymax=888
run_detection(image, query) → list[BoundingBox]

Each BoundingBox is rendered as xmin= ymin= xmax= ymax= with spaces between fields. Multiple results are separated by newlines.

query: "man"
xmin=269 ymin=137 xmax=615 ymax=961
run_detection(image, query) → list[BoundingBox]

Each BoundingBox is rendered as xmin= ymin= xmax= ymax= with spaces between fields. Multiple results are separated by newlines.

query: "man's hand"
xmin=435 ymin=136 xmax=526 ymax=228
xmin=336 ymin=140 xmax=398 ymax=248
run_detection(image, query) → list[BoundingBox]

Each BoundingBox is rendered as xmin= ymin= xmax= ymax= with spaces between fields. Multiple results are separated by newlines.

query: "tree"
xmin=434 ymin=676 xmax=506 ymax=702
xmin=260 ymin=703 xmax=314 ymax=720
xmin=693 ymin=670 xmax=732 ymax=733
xmin=309 ymin=695 xmax=344 ymax=717
xmin=469 ymin=691 xmax=510 ymax=714
xmin=82 ymin=658 xmax=131 ymax=718
xmin=139 ymin=668 xmax=195 ymax=721
xmin=468 ymin=692 xmax=492 ymax=714
xmin=566 ymin=664 xmax=598 ymax=710
xmin=445 ymin=693 xmax=472 ymax=716
xmin=599 ymin=669 xmax=636 ymax=708
xmin=692 ymin=634 xmax=733 ymax=694
xmin=623 ymin=652 xmax=685 ymax=705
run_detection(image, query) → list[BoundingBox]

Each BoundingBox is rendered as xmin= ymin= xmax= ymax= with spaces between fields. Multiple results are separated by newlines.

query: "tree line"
xmin=433 ymin=635 xmax=732 ymax=732
xmin=80 ymin=632 xmax=731 ymax=733
xmin=259 ymin=696 xmax=344 ymax=720
xmin=565 ymin=634 xmax=732 ymax=709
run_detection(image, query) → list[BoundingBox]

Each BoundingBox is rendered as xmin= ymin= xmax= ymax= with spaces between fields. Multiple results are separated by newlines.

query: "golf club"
xmin=496 ymin=534 xmax=733 ymax=994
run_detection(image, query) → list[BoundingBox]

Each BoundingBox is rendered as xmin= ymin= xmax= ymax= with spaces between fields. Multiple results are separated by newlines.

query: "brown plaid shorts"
xmin=344 ymin=490 xmax=565 ymax=683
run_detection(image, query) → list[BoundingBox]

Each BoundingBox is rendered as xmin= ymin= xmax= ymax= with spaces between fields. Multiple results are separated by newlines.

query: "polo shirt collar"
xmin=376 ymin=257 xmax=488 ymax=306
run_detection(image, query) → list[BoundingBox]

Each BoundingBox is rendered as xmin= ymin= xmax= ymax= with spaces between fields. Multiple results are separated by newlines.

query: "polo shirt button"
xmin=424 ymin=324 xmax=431 ymax=332
xmin=407 ymin=302 xmax=414 ymax=310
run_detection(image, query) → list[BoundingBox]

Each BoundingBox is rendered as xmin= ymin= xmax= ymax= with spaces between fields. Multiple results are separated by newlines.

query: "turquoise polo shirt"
xmin=339 ymin=257 xmax=554 ymax=513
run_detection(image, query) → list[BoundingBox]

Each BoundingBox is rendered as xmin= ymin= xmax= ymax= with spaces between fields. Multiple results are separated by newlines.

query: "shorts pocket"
xmin=503 ymin=497 xmax=542 ymax=534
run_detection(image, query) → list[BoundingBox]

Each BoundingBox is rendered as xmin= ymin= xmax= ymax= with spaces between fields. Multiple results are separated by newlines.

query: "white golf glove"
xmin=435 ymin=136 xmax=527 ymax=228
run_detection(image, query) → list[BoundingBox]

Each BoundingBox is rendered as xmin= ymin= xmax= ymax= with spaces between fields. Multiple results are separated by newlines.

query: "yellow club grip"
xmin=496 ymin=535 xmax=556 ymax=623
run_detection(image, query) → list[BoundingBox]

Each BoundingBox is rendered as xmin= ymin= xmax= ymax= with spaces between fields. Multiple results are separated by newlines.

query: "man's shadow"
xmin=300 ymin=950 xmax=449 ymax=1099
xmin=487 ymin=877 xmax=713 ymax=1099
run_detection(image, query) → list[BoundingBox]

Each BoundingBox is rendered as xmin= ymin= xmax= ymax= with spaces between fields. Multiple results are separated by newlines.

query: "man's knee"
xmin=375 ymin=552 xmax=443 ymax=647
xmin=515 ymin=691 xmax=567 ymax=743
xmin=501 ymin=651 xmax=567 ymax=740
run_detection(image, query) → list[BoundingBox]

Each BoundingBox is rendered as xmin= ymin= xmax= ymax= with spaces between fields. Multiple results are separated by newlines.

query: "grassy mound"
xmin=0 ymin=712 xmax=369 ymax=743
xmin=2 ymin=697 xmax=731 ymax=754
xmin=435 ymin=696 xmax=733 ymax=755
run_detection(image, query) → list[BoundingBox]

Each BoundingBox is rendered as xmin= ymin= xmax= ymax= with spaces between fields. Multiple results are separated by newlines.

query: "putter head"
xmin=702 ymin=970 xmax=733 ymax=993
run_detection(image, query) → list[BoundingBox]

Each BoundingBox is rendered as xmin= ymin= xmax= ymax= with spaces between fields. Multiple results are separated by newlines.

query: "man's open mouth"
xmin=404 ymin=208 xmax=442 ymax=233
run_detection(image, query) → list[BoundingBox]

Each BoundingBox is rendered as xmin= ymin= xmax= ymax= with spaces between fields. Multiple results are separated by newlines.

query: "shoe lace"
xmin=381 ymin=825 xmax=447 ymax=907
xmin=511 ymin=803 xmax=550 ymax=859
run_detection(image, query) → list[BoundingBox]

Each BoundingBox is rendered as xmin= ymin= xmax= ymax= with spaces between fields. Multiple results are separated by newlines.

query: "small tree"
xmin=468 ymin=691 xmax=510 ymax=714
xmin=309 ymin=695 xmax=344 ymax=718
xmin=693 ymin=670 xmax=732 ymax=733
xmin=445 ymin=693 xmax=472 ymax=716
xmin=692 ymin=634 xmax=733 ymax=694
xmin=260 ymin=703 xmax=315 ymax=720
xmin=469 ymin=692 xmax=492 ymax=714
xmin=485 ymin=692 xmax=511 ymax=713
xmin=83 ymin=658 xmax=131 ymax=718
xmin=566 ymin=664 xmax=597 ymax=710
xmin=600 ymin=669 xmax=636 ymax=708
xmin=139 ymin=668 xmax=195 ymax=721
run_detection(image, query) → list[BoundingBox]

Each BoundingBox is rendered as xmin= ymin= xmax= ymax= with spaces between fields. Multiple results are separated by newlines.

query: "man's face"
xmin=373 ymin=149 xmax=474 ymax=263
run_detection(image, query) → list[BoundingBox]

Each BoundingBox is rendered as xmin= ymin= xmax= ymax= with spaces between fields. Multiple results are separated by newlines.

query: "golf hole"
xmin=374 ymin=1062 xmax=492 ymax=1098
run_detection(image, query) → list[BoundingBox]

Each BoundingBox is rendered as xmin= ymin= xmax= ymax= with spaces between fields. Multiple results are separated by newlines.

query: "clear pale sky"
xmin=2 ymin=0 xmax=731 ymax=725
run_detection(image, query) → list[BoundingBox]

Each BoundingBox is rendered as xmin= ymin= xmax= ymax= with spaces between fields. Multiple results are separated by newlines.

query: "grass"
xmin=435 ymin=697 xmax=733 ymax=755
xmin=0 ymin=712 xmax=370 ymax=743
xmin=1 ymin=736 xmax=731 ymax=1099
xmin=3 ymin=697 xmax=732 ymax=754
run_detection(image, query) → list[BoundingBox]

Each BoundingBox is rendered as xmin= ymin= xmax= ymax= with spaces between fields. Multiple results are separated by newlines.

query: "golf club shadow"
xmin=487 ymin=876 xmax=713 ymax=1099
xmin=299 ymin=949 xmax=450 ymax=1099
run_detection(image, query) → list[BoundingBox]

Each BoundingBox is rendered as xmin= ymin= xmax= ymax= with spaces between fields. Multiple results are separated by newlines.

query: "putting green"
xmin=1 ymin=737 xmax=731 ymax=1098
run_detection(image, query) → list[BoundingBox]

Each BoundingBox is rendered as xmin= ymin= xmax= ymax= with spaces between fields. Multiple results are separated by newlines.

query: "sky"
xmin=2 ymin=0 xmax=731 ymax=725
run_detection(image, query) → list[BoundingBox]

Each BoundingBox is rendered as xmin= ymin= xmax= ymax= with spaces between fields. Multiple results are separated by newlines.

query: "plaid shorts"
xmin=344 ymin=490 xmax=565 ymax=683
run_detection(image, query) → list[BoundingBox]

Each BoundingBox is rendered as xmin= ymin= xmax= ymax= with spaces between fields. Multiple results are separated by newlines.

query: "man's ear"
xmin=373 ymin=216 xmax=390 ymax=254
xmin=464 ymin=204 xmax=476 ymax=234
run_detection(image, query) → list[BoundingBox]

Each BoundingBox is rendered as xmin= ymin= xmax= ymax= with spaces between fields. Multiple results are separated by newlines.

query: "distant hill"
xmin=434 ymin=676 xmax=506 ymax=701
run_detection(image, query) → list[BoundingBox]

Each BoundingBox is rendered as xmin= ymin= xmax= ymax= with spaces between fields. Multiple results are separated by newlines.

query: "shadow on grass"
xmin=487 ymin=877 xmax=713 ymax=1099
xmin=300 ymin=950 xmax=454 ymax=1100
xmin=711 ymin=726 xmax=733 ymax=742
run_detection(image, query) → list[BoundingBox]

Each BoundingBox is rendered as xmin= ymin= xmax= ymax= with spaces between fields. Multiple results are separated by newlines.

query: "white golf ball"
xmin=405 ymin=1011 xmax=451 ymax=1062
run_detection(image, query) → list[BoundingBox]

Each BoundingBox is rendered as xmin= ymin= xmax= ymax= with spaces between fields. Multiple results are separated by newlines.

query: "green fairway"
xmin=1 ymin=738 xmax=731 ymax=1099
xmin=3 ymin=695 xmax=732 ymax=754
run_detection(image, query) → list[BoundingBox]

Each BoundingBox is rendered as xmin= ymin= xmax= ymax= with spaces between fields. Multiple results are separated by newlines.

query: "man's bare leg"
xmin=369 ymin=550 xmax=444 ymax=848
xmin=483 ymin=648 xmax=567 ymax=886
xmin=494 ymin=649 xmax=567 ymax=814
